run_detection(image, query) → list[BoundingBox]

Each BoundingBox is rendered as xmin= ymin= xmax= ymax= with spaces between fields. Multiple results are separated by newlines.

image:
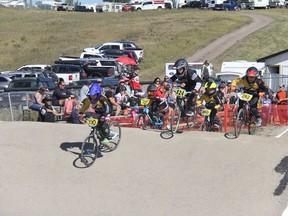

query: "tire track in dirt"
xmin=186 ymin=13 xmax=274 ymax=62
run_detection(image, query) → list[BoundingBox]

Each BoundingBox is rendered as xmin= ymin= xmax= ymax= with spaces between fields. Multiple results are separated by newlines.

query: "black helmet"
xmin=246 ymin=67 xmax=259 ymax=77
xmin=147 ymin=84 xmax=158 ymax=98
xmin=174 ymin=59 xmax=189 ymax=73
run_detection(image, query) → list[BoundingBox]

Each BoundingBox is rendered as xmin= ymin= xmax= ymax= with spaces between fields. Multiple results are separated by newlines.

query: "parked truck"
xmin=131 ymin=0 xmax=166 ymax=11
xmin=83 ymin=40 xmax=144 ymax=62
xmin=165 ymin=62 xmax=214 ymax=78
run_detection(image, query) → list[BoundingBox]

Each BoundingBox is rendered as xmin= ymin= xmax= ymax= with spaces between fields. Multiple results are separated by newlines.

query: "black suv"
xmin=182 ymin=1 xmax=205 ymax=8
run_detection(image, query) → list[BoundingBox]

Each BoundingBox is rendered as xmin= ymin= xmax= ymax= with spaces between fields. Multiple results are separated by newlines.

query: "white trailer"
xmin=215 ymin=60 xmax=266 ymax=82
xmin=165 ymin=62 xmax=213 ymax=78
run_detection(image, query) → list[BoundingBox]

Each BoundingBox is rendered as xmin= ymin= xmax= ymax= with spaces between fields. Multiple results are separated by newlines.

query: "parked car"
xmin=122 ymin=4 xmax=132 ymax=11
xmin=182 ymin=1 xmax=204 ymax=8
xmin=51 ymin=64 xmax=85 ymax=85
xmin=0 ymin=73 xmax=13 ymax=92
xmin=54 ymin=58 xmax=123 ymax=78
xmin=6 ymin=77 xmax=55 ymax=90
xmin=17 ymin=64 xmax=51 ymax=71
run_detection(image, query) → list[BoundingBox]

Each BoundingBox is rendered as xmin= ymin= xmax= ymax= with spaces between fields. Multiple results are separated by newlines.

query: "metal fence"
xmin=262 ymin=73 xmax=288 ymax=92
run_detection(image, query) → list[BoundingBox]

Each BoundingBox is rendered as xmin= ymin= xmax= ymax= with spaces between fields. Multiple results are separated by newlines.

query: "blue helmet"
xmin=88 ymin=83 xmax=101 ymax=104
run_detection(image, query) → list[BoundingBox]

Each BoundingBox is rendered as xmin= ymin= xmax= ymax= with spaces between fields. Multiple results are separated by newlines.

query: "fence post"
xmin=8 ymin=92 xmax=14 ymax=121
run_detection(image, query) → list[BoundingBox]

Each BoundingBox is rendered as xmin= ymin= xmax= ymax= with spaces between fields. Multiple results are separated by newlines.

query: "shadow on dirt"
xmin=274 ymin=156 xmax=288 ymax=196
xmin=60 ymin=142 xmax=103 ymax=169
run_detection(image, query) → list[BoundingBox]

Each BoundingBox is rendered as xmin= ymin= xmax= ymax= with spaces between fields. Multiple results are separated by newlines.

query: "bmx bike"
xmin=80 ymin=117 xmax=121 ymax=167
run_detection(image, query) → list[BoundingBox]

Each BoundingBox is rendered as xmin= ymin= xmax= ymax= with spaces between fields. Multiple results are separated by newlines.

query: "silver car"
xmin=0 ymin=73 xmax=12 ymax=91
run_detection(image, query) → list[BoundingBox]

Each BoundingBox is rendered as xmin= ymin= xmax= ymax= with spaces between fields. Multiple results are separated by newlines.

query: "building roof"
xmin=257 ymin=49 xmax=288 ymax=62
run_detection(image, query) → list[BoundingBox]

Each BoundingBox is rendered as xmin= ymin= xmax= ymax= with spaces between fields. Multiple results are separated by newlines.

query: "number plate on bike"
xmin=201 ymin=109 xmax=211 ymax=116
xmin=239 ymin=93 xmax=253 ymax=102
xmin=86 ymin=118 xmax=98 ymax=127
xmin=140 ymin=98 xmax=150 ymax=106
xmin=175 ymin=88 xmax=187 ymax=97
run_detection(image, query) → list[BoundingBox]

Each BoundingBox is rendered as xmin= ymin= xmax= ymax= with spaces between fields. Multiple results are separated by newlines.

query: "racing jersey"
xmin=170 ymin=69 xmax=202 ymax=92
xmin=231 ymin=76 xmax=269 ymax=95
xmin=79 ymin=95 xmax=111 ymax=116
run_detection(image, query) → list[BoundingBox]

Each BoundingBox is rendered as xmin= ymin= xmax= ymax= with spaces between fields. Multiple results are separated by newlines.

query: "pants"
xmin=238 ymin=96 xmax=260 ymax=118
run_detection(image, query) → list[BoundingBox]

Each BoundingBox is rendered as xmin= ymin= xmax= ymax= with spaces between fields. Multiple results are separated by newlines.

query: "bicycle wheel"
xmin=234 ymin=108 xmax=245 ymax=138
xmin=100 ymin=121 xmax=121 ymax=152
xmin=81 ymin=134 xmax=98 ymax=167
xmin=248 ymin=114 xmax=256 ymax=135
xmin=134 ymin=113 xmax=145 ymax=129
xmin=186 ymin=111 xmax=197 ymax=128
xmin=199 ymin=121 xmax=208 ymax=131
xmin=171 ymin=105 xmax=181 ymax=133
xmin=152 ymin=113 xmax=164 ymax=130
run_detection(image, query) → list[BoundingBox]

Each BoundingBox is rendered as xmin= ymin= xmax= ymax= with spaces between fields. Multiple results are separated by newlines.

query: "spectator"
xmin=129 ymin=65 xmax=142 ymax=94
xmin=201 ymin=60 xmax=210 ymax=82
xmin=153 ymin=77 xmax=161 ymax=88
xmin=105 ymin=85 xmax=121 ymax=116
xmin=115 ymin=85 xmax=129 ymax=115
xmin=39 ymin=95 xmax=59 ymax=122
xmin=67 ymin=100 xmax=83 ymax=124
xmin=29 ymin=86 xmax=48 ymax=111
xmin=115 ymin=79 xmax=126 ymax=94
xmin=276 ymin=85 xmax=288 ymax=125
xmin=260 ymin=93 xmax=272 ymax=125
xmin=79 ymin=80 xmax=92 ymax=102
xmin=52 ymin=80 xmax=73 ymax=106
xmin=63 ymin=95 xmax=77 ymax=121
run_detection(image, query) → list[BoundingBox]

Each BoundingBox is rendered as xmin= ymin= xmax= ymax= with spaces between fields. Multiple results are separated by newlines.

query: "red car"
xmin=122 ymin=4 xmax=132 ymax=12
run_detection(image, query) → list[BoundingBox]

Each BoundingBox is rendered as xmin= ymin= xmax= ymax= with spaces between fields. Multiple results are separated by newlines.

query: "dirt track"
xmin=1 ymin=122 xmax=288 ymax=216
xmin=186 ymin=13 xmax=273 ymax=62
xmin=2 ymin=13 xmax=288 ymax=216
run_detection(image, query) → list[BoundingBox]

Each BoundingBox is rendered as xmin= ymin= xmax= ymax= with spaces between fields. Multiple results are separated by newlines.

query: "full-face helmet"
xmin=246 ymin=67 xmax=259 ymax=84
xmin=204 ymin=81 xmax=217 ymax=96
xmin=147 ymin=83 xmax=158 ymax=98
xmin=87 ymin=83 xmax=101 ymax=104
xmin=174 ymin=59 xmax=189 ymax=77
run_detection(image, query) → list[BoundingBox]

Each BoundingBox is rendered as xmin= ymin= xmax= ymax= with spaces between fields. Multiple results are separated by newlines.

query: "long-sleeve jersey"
xmin=170 ymin=69 xmax=202 ymax=92
xmin=231 ymin=76 xmax=269 ymax=95
xmin=79 ymin=95 xmax=111 ymax=116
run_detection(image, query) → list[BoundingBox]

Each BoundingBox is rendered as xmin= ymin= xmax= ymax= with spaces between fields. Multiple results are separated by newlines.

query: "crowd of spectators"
xmin=28 ymin=64 xmax=288 ymax=126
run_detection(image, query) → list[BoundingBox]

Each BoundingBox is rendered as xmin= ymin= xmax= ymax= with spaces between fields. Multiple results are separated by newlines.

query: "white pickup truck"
xmin=165 ymin=62 xmax=214 ymax=78
xmin=83 ymin=40 xmax=144 ymax=62
xmin=131 ymin=0 xmax=166 ymax=11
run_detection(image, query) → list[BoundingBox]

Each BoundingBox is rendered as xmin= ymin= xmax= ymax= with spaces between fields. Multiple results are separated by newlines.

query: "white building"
xmin=257 ymin=49 xmax=288 ymax=91
xmin=0 ymin=0 xmax=25 ymax=7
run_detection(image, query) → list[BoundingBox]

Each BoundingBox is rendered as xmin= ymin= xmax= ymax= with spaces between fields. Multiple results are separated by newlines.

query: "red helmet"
xmin=246 ymin=67 xmax=259 ymax=77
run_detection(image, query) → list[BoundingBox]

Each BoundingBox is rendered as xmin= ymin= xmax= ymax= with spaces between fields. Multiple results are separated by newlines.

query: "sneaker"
xmin=109 ymin=131 xmax=118 ymax=140
xmin=256 ymin=118 xmax=262 ymax=127
xmin=186 ymin=110 xmax=195 ymax=117
xmin=166 ymin=124 xmax=171 ymax=130
xmin=101 ymin=138 xmax=110 ymax=145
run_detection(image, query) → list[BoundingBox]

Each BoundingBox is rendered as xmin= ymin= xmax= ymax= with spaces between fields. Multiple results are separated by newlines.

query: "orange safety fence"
xmin=110 ymin=104 xmax=288 ymax=132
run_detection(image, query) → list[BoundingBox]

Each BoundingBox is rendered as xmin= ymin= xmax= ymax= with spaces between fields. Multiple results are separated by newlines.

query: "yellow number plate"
xmin=201 ymin=109 xmax=211 ymax=116
xmin=86 ymin=118 xmax=98 ymax=127
xmin=239 ymin=93 xmax=253 ymax=102
xmin=140 ymin=98 xmax=150 ymax=106
xmin=175 ymin=88 xmax=187 ymax=97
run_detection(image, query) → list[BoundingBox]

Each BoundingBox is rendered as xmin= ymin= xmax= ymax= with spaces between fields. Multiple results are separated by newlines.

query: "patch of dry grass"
xmin=6 ymin=8 xmax=288 ymax=80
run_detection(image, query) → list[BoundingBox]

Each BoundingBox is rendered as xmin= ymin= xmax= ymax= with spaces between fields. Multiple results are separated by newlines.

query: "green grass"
xmin=0 ymin=8 xmax=287 ymax=80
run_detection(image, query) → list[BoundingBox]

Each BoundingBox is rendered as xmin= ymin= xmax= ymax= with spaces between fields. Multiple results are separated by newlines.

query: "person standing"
xmin=79 ymin=80 xmax=92 ymax=102
xmin=276 ymin=85 xmax=288 ymax=125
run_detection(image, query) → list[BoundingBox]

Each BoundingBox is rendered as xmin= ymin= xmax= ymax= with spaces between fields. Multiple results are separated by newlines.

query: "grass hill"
xmin=0 ymin=8 xmax=288 ymax=80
